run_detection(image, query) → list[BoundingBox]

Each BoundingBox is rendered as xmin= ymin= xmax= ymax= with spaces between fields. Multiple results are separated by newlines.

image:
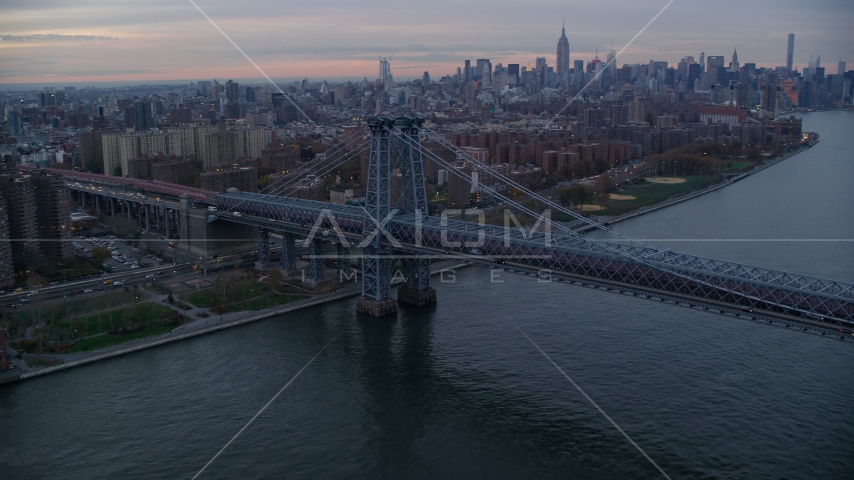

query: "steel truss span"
xmin=214 ymin=190 xmax=854 ymax=327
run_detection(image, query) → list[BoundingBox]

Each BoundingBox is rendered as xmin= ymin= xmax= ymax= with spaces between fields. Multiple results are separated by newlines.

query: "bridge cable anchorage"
xmin=190 ymin=343 xmax=328 ymax=480
xmin=513 ymin=322 xmax=672 ymax=480
xmin=391 ymin=128 xmax=854 ymax=322
xmin=414 ymin=127 xmax=854 ymax=307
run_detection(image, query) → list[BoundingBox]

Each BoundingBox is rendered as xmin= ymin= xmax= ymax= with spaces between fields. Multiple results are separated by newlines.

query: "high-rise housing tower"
xmin=556 ymin=23 xmax=570 ymax=86
xmin=33 ymin=171 xmax=73 ymax=263
xmin=786 ymin=33 xmax=795 ymax=70
xmin=0 ymin=192 xmax=14 ymax=289
xmin=0 ymin=175 xmax=41 ymax=272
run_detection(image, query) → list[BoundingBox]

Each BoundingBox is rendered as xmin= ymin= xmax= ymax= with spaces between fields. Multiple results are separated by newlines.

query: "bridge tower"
xmin=356 ymin=117 xmax=436 ymax=317
xmin=391 ymin=117 xmax=436 ymax=308
xmin=357 ymin=118 xmax=397 ymax=316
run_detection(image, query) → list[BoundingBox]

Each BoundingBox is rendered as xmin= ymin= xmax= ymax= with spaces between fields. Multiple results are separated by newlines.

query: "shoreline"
xmin=7 ymin=262 xmax=468 ymax=383
xmin=573 ymin=142 xmax=815 ymax=232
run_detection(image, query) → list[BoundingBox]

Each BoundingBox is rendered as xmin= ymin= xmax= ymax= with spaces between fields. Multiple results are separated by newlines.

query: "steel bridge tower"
xmin=356 ymin=117 xmax=436 ymax=316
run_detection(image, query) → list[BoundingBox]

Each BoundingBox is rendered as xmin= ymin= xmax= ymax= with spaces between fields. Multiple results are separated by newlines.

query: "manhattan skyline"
xmin=1 ymin=0 xmax=853 ymax=85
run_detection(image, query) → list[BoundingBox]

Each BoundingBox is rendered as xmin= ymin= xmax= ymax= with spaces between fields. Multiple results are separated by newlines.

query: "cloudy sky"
xmin=1 ymin=0 xmax=852 ymax=85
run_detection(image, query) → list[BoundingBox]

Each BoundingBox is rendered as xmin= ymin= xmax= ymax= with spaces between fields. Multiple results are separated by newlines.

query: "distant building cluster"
xmin=0 ymin=27 xmax=844 ymax=213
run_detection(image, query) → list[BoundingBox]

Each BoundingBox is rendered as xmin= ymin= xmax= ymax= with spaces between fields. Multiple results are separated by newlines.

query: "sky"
xmin=1 ymin=0 xmax=853 ymax=86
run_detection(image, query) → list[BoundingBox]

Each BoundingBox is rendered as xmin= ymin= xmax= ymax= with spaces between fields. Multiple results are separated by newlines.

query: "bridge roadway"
xmin=18 ymin=165 xmax=215 ymax=203
xmin=21 ymin=167 xmax=854 ymax=330
xmin=215 ymin=191 xmax=854 ymax=328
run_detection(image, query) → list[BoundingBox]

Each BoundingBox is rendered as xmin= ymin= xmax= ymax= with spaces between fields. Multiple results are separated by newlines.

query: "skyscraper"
xmin=535 ymin=57 xmax=548 ymax=88
xmin=6 ymin=110 xmax=22 ymax=137
xmin=706 ymin=55 xmax=725 ymax=84
xmin=379 ymin=57 xmax=392 ymax=87
xmin=464 ymin=60 xmax=471 ymax=83
xmin=476 ymin=58 xmax=492 ymax=82
xmin=556 ymin=23 xmax=569 ymax=86
xmin=838 ymin=61 xmax=846 ymax=75
xmin=786 ymin=33 xmax=795 ymax=70
xmin=699 ymin=52 xmax=705 ymax=71
xmin=729 ymin=49 xmax=739 ymax=72
xmin=225 ymin=79 xmax=239 ymax=103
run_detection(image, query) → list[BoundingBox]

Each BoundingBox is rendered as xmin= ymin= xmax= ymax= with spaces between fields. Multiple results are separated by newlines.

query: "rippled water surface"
xmin=1 ymin=112 xmax=853 ymax=479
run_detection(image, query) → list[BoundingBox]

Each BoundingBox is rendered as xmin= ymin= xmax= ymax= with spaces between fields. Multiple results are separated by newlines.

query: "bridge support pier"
xmin=306 ymin=238 xmax=325 ymax=286
xmin=337 ymin=244 xmax=353 ymax=282
xmin=255 ymin=227 xmax=270 ymax=270
xmin=397 ymin=256 xmax=436 ymax=307
xmin=281 ymin=233 xmax=297 ymax=275
xmin=357 ymin=245 xmax=397 ymax=317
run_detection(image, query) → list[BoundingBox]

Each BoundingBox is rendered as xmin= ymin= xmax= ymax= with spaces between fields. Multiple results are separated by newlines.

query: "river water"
xmin=2 ymin=112 xmax=852 ymax=479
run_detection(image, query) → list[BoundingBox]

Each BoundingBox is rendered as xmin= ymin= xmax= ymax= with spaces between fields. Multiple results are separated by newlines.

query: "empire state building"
xmin=556 ymin=24 xmax=570 ymax=86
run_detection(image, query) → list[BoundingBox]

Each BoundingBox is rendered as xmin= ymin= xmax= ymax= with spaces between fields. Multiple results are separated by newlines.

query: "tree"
xmin=91 ymin=246 xmax=111 ymax=267
xmin=746 ymin=146 xmax=762 ymax=160
xmin=265 ymin=268 xmax=283 ymax=292
xmin=555 ymin=186 xmax=574 ymax=207
xmin=595 ymin=174 xmax=616 ymax=195
xmin=568 ymin=185 xmax=594 ymax=212
xmin=87 ymin=158 xmax=104 ymax=174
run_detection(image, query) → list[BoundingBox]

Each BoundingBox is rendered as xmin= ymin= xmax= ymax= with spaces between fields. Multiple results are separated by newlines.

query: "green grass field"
xmin=65 ymin=292 xmax=139 ymax=315
xmin=727 ymin=161 xmax=753 ymax=171
xmin=179 ymin=281 xmax=270 ymax=308
xmin=6 ymin=292 xmax=139 ymax=335
xmin=228 ymin=293 xmax=305 ymax=313
xmin=594 ymin=176 xmax=717 ymax=215
xmin=41 ymin=302 xmax=176 ymax=342
xmin=67 ymin=321 xmax=176 ymax=353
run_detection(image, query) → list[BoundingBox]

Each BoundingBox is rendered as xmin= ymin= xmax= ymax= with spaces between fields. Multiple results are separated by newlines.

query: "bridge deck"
xmin=214 ymin=192 xmax=854 ymax=324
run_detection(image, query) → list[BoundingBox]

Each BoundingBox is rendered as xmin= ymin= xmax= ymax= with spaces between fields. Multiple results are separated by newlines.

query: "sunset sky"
xmin=1 ymin=0 xmax=852 ymax=86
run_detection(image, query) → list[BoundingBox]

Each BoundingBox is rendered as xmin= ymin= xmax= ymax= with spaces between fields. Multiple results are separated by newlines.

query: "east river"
xmin=1 ymin=112 xmax=852 ymax=479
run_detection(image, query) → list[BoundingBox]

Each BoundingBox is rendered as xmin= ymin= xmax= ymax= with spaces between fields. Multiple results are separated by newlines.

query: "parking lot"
xmin=73 ymin=235 xmax=166 ymax=273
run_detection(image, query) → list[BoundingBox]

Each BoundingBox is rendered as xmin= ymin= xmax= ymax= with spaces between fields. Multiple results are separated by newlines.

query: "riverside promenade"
xmin=8 ymin=262 xmax=467 ymax=383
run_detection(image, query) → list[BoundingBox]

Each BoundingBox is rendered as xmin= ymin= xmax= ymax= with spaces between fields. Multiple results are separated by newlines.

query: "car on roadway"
xmin=83 ymin=289 xmax=93 ymax=293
